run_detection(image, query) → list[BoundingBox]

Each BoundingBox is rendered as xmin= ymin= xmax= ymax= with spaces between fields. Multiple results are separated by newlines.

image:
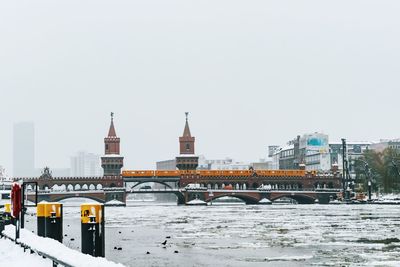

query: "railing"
xmin=1 ymin=232 xmax=73 ymax=267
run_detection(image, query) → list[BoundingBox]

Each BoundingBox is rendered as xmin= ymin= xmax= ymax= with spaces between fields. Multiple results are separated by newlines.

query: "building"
xmin=13 ymin=122 xmax=35 ymax=177
xmin=273 ymin=133 xmax=330 ymax=171
xmin=272 ymin=136 xmax=301 ymax=170
xmin=330 ymin=141 xmax=372 ymax=175
xmin=299 ymin=133 xmax=330 ymax=171
xmin=206 ymin=158 xmax=250 ymax=170
xmin=271 ymin=132 xmax=374 ymax=172
xmin=251 ymin=159 xmax=272 ymax=170
xmin=156 ymin=159 xmax=177 ymax=170
xmin=157 ymin=155 xmax=268 ymax=171
xmin=71 ymin=151 xmax=102 ymax=177
xmin=268 ymin=145 xmax=279 ymax=158
xmin=370 ymin=139 xmax=400 ymax=153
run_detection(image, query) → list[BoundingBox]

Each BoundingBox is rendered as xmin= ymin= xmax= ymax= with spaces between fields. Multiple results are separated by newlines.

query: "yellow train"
xmin=122 ymin=169 xmax=309 ymax=177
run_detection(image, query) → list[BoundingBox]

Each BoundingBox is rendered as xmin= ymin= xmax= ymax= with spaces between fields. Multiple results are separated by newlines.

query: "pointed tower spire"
xmin=108 ymin=112 xmax=117 ymax=137
xmin=182 ymin=112 xmax=192 ymax=137
xmin=102 ymin=113 xmax=124 ymax=176
xmin=104 ymin=112 xmax=120 ymax=155
xmin=176 ymin=112 xmax=198 ymax=170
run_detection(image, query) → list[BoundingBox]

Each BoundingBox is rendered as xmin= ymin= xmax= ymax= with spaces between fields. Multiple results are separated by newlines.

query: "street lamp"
xmin=392 ymin=160 xmax=400 ymax=177
xmin=359 ymin=159 xmax=373 ymax=202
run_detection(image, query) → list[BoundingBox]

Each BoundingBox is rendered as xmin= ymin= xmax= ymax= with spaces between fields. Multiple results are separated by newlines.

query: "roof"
xmin=182 ymin=116 xmax=191 ymax=137
xmin=108 ymin=118 xmax=117 ymax=137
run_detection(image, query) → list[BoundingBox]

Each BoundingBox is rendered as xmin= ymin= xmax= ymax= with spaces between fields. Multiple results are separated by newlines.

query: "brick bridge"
xmin=15 ymin=114 xmax=343 ymax=205
xmin=20 ymin=167 xmax=126 ymax=205
xmin=19 ymin=168 xmax=342 ymax=205
xmin=124 ymin=169 xmax=342 ymax=204
xmin=184 ymin=189 xmax=339 ymax=204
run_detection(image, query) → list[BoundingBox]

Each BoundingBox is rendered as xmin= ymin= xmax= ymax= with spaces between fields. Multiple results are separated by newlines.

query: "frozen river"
xmin=25 ymin=202 xmax=400 ymax=267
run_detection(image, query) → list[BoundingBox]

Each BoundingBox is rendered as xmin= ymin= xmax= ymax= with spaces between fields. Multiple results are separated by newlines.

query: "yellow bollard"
xmin=81 ymin=203 xmax=105 ymax=257
xmin=4 ymin=203 xmax=12 ymax=225
xmin=37 ymin=202 xmax=63 ymax=242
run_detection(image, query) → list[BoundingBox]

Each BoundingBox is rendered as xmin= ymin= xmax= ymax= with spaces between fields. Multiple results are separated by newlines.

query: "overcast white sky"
xmin=1 ymin=1 xmax=399 ymax=173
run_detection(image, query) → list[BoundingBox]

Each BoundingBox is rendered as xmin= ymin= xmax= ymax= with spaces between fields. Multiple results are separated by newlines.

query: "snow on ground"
xmin=0 ymin=237 xmax=50 ymax=267
xmin=380 ymin=193 xmax=400 ymax=200
xmin=3 ymin=225 xmax=125 ymax=267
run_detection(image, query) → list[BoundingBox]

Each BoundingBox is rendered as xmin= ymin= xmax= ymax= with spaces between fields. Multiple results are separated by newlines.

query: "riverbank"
xmin=2 ymin=225 xmax=125 ymax=267
xmin=0 ymin=237 xmax=51 ymax=266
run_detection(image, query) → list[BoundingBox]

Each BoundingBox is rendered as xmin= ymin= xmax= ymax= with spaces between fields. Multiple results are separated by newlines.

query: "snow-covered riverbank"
xmin=2 ymin=225 xmax=125 ymax=267
xmin=0 ymin=237 xmax=50 ymax=267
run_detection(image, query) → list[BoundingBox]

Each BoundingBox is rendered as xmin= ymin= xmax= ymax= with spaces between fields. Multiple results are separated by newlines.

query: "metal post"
xmin=341 ymin=138 xmax=347 ymax=198
xmin=15 ymin=219 xmax=20 ymax=241
xmin=21 ymin=182 xmax=39 ymax=229
xmin=21 ymin=183 xmax=25 ymax=229
xmin=0 ymin=213 xmax=4 ymax=233
xmin=368 ymin=180 xmax=372 ymax=201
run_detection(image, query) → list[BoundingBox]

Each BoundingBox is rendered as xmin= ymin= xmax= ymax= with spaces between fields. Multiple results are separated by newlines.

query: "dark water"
xmin=25 ymin=201 xmax=400 ymax=267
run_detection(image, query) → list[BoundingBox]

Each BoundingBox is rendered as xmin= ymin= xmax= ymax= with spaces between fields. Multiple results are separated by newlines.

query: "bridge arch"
xmin=130 ymin=181 xmax=174 ymax=190
xmin=55 ymin=195 xmax=105 ymax=203
xmin=51 ymin=184 xmax=59 ymax=191
xmin=208 ymin=193 xmax=260 ymax=204
xmin=270 ymin=193 xmax=316 ymax=204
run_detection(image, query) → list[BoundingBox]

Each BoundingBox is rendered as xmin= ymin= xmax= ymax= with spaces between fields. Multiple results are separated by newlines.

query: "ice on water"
xmin=22 ymin=203 xmax=400 ymax=266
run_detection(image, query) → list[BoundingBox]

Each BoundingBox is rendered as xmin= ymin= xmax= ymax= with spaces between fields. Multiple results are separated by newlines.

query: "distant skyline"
xmin=1 ymin=1 xmax=400 ymax=173
xmin=13 ymin=122 xmax=35 ymax=177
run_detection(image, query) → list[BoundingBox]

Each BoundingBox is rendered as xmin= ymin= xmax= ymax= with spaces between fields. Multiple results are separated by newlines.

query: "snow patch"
xmin=2 ymin=225 xmax=125 ymax=267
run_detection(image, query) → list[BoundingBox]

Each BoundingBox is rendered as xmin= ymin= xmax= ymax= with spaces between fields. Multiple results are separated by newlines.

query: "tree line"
xmin=353 ymin=148 xmax=400 ymax=193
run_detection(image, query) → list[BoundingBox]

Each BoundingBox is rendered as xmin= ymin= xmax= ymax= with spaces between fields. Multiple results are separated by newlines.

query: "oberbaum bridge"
xmin=16 ymin=114 xmax=342 ymax=205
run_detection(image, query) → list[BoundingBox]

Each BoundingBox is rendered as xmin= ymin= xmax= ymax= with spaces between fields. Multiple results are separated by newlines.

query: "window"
xmin=186 ymin=144 xmax=190 ymax=151
xmin=105 ymin=144 xmax=109 ymax=150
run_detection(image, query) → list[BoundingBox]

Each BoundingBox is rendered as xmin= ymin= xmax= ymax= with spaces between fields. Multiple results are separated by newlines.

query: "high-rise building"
xmin=13 ymin=122 xmax=35 ymax=177
xmin=70 ymin=151 xmax=102 ymax=177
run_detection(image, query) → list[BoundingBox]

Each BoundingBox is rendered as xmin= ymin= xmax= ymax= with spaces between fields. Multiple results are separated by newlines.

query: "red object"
xmin=224 ymin=185 xmax=233 ymax=190
xmin=11 ymin=183 xmax=22 ymax=219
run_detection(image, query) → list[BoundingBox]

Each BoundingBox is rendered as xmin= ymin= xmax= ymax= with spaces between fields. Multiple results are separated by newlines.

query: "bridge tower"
xmin=101 ymin=113 xmax=124 ymax=176
xmin=176 ymin=112 xmax=198 ymax=170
